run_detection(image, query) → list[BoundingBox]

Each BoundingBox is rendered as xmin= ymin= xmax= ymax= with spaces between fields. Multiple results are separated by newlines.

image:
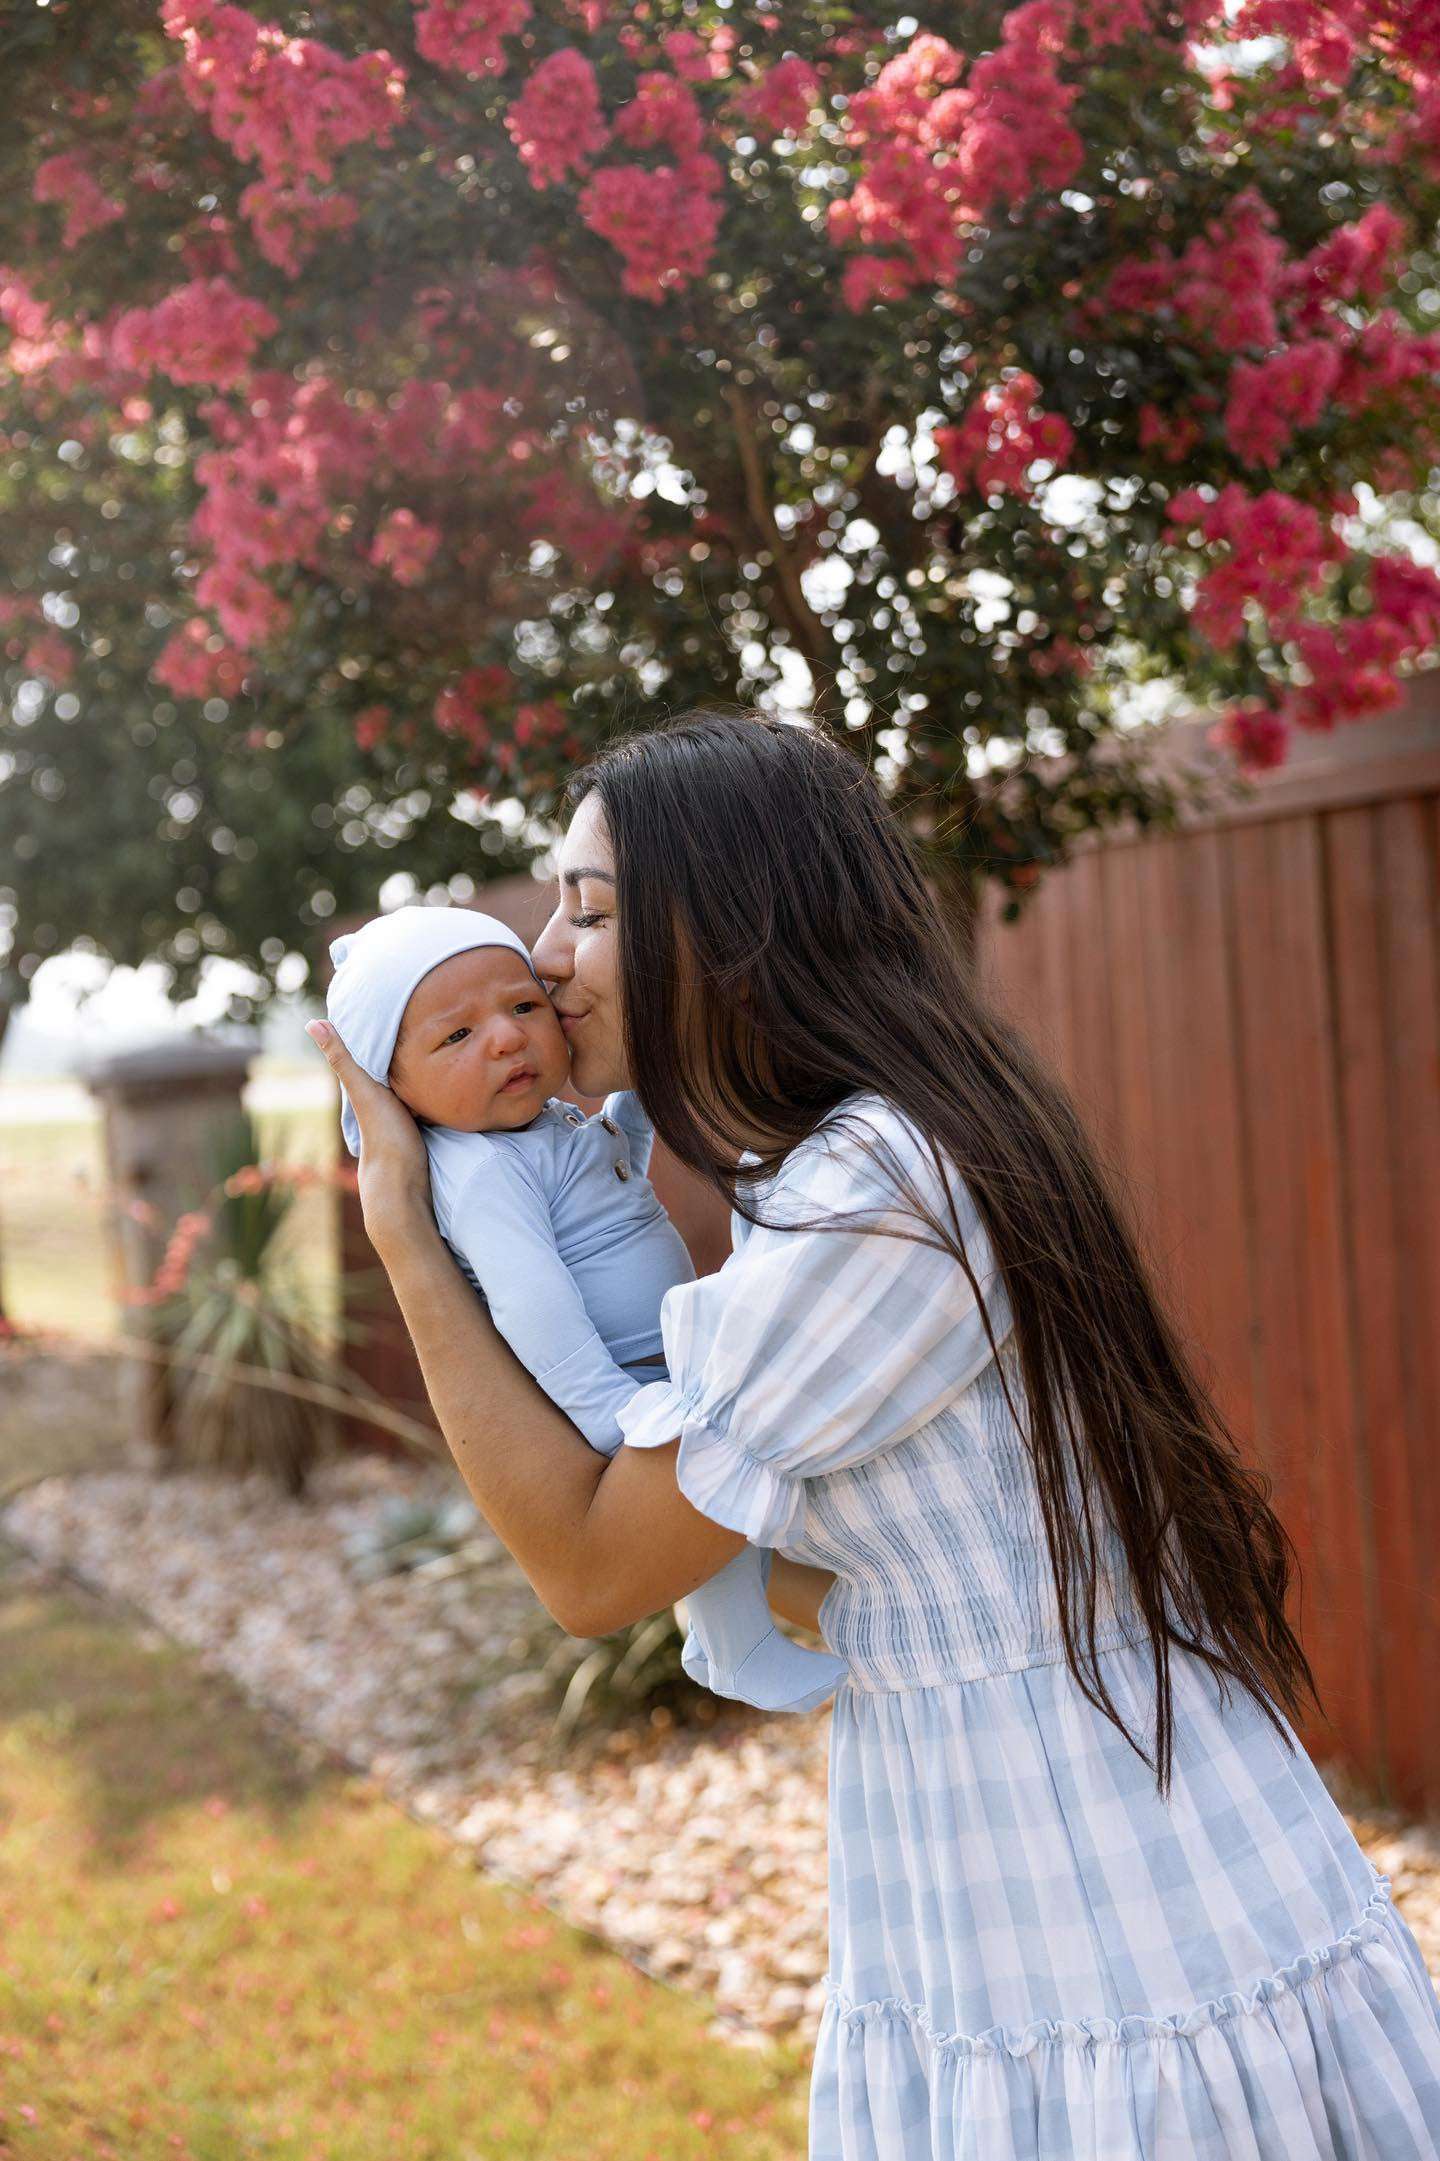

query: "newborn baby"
xmin=326 ymin=903 xmax=846 ymax=1715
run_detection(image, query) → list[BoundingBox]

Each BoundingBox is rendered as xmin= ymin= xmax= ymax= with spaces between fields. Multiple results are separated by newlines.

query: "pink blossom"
xmin=1370 ymin=554 xmax=1440 ymax=647
xmin=1209 ymin=700 xmax=1290 ymax=772
xmin=613 ymin=74 xmax=707 ymax=161
xmin=23 ymin=630 xmax=75 ymax=686
xmin=434 ymin=664 xmax=511 ymax=748
xmin=735 ymin=56 xmax=822 ymax=139
xmin=1286 ymin=615 xmax=1407 ymax=730
xmin=152 ymin=619 xmax=247 ymax=698
xmin=370 ymin=507 xmax=442 ymax=585
xmin=1167 ymin=484 xmax=1337 ymax=646
xmin=109 ymin=277 xmax=277 ymax=388
xmin=32 ymin=152 xmax=125 ymax=249
xmin=1225 ymin=339 xmax=1342 ymax=464
xmin=506 ymin=51 xmax=609 ymax=189
xmin=662 ymin=27 xmax=735 ymax=83
xmin=1286 ymin=203 xmax=1405 ymax=320
xmin=194 ymin=560 xmax=291 ymax=647
xmin=935 ymin=374 xmax=1074 ymax=499
xmin=163 ymin=1 xmax=405 ymax=187
xmin=945 ymin=2 xmax=1083 ymax=214
xmin=1110 ymin=190 xmax=1286 ymax=353
xmin=520 ymin=470 xmax=632 ymax=574
xmin=413 ymin=0 xmax=530 ymax=78
xmin=513 ymin=699 xmax=567 ymax=746
xmin=353 ymin=704 xmax=390 ymax=749
xmin=239 ymin=181 xmax=359 ymax=275
xmin=577 ymin=156 xmax=723 ymax=300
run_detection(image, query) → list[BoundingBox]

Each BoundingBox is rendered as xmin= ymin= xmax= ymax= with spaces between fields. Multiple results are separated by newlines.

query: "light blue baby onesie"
xmin=421 ymin=1089 xmax=847 ymax=1713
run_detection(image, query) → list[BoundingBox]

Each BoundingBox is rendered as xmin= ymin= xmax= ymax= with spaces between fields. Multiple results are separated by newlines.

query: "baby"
xmin=326 ymin=903 xmax=846 ymax=1715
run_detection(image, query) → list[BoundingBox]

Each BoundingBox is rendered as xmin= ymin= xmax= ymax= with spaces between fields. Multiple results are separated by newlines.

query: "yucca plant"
xmin=150 ymin=1109 xmax=374 ymax=1498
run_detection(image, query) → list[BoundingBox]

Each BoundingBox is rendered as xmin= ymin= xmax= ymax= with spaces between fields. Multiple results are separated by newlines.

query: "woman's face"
xmin=530 ymin=791 xmax=631 ymax=1099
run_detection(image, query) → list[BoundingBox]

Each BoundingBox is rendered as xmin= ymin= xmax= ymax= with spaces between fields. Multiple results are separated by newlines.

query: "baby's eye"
xmin=441 ymin=1026 xmax=470 ymax=1046
xmin=514 ymin=1001 xmax=540 ymax=1015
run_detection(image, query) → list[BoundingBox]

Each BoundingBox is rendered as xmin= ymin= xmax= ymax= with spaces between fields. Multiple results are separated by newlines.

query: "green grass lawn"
xmin=0 ymin=1103 xmax=340 ymax=1347
xmin=0 ymin=1538 xmax=810 ymax=2160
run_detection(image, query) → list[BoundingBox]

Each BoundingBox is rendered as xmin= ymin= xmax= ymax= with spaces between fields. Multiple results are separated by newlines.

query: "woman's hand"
xmin=304 ymin=1019 xmax=434 ymax=1262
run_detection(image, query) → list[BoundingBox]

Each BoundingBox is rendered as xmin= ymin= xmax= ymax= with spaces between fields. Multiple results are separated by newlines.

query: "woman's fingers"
xmin=304 ymin=1020 xmax=398 ymax=1134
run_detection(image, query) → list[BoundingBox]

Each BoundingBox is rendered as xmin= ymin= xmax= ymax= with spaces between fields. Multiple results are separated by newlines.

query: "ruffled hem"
xmin=811 ymin=1879 xmax=1440 ymax=2159
xmin=613 ymin=1377 xmax=804 ymax=1547
xmin=822 ymin=1877 xmax=1428 ymax=2064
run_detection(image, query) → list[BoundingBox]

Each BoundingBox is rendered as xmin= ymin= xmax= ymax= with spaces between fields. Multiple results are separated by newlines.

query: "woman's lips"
xmin=558 ymin=1012 xmax=585 ymax=1034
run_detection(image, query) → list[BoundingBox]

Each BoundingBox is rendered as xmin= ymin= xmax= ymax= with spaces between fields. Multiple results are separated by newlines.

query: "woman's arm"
xmin=308 ymin=1022 xmax=747 ymax=1636
xmin=767 ymin=1555 xmax=837 ymax=1638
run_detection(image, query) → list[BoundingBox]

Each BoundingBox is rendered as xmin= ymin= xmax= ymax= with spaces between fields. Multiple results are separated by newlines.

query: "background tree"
xmin=2 ymin=0 xmax=1438 ymax=1030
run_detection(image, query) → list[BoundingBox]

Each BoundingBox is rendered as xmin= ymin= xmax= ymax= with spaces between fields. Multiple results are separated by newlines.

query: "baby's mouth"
xmin=499 ymin=1066 xmax=538 ymax=1093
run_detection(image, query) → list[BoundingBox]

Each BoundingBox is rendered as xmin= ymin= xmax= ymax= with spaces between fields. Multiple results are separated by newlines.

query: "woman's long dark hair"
xmin=566 ymin=706 xmax=1317 ymax=1797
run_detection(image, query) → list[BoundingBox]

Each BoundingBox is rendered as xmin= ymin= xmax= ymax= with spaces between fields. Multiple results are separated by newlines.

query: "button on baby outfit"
xmin=614 ymin=1161 xmax=630 ymax=1181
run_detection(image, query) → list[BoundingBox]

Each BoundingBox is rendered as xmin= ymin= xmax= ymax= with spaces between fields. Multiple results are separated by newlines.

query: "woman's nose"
xmin=529 ymin=902 xmax=571 ymax=986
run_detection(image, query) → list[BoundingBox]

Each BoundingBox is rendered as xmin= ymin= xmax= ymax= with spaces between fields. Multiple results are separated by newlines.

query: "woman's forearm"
xmin=375 ymin=1206 xmax=610 ymax=1624
xmin=767 ymin=1554 xmax=837 ymax=1639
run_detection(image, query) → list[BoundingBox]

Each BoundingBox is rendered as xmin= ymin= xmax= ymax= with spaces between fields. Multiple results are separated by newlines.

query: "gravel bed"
xmin=6 ymin=1433 xmax=1439 ymax=2054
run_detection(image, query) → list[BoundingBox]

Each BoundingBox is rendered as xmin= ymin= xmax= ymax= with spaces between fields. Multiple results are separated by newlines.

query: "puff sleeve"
xmin=613 ymin=1096 xmax=1013 ymax=1545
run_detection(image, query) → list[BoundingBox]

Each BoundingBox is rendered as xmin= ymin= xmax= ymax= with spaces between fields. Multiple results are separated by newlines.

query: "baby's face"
xmin=388 ymin=946 xmax=571 ymax=1133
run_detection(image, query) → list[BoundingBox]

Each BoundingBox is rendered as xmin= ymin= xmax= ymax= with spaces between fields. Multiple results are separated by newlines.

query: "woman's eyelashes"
xmin=568 ymin=910 xmax=605 ymax=930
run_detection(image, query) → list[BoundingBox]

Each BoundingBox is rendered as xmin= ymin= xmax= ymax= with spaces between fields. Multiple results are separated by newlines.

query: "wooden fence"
xmin=338 ymin=684 xmax=1439 ymax=1808
xmin=977 ymin=682 xmax=1440 ymax=1811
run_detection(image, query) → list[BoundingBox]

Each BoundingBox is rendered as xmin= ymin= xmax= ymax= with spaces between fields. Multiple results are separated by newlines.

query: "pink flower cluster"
xmin=505 ymin=50 xmax=609 ymax=188
xmin=1286 ymin=558 xmax=1440 ymax=730
xmin=520 ymin=470 xmax=632 ymax=575
xmin=162 ymin=0 xmax=405 ymax=186
xmin=414 ymin=0 xmax=531 ymax=78
xmin=238 ymin=181 xmax=359 ymax=275
xmin=1109 ymin=191 xmax=1287 ymax=354
xmin=127 ymin=1209 xmax=213 ymax=1306
xmin=662 ymin=26 xmax=736 ymax=83
xmin=734 ymin=55 xmax=822 ymax=140
xmin=152 ymin=618 xmax=247 ymax=698
xmin=110 ymin=276 xmax=277 ymax=388
xmin=1225 ymin=339 xmax=1341 ymax=465
xmin=1167 ymin=485 xmax=1337 ymax=646
xmin=370 ymin=507 xmax=442 ymax=586
xmin=32 ymin=152 xmax=125 ymax=249
xmin=935 ymin=375 xmax=1075 ymax=499
xmin=831 ymin=3 xmax=1146 ymax=307
xmin=434 ymin=663 xmax=512 ymax=751
xmin=190 ymin=371 xmax=375 ymax=644
xmin=578 ymin=154 xmax=724 ymax=300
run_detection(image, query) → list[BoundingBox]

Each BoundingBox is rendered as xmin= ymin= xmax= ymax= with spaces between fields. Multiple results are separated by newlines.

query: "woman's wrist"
xmin=766 ymin=1554 xmax=837 ymax=1638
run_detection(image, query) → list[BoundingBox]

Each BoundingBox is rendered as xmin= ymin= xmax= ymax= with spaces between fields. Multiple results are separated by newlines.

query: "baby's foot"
xmin=682 ymin=1622 xmax=847 ymax=1713
xmin=681 ymin=1543 xmax=847 ymax=1713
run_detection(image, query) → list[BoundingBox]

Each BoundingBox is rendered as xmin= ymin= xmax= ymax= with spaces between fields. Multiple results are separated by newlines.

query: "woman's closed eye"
xmin=568 ymin=910 xmax=606 ymax=930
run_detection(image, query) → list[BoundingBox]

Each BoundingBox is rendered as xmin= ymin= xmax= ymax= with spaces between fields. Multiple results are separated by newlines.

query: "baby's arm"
xmin=443 ymin=1152 xmax=643 ymax=1456
xmin=601 ymin=1090 xmax=655 ymax=1178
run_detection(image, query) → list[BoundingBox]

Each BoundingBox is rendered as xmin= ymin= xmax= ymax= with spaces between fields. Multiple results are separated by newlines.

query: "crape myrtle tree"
xmin=2 ymin=0 xmax=1440 ymax=1035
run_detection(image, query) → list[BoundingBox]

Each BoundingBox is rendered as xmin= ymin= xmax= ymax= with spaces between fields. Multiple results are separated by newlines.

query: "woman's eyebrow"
xmin=560 ymin=866 xmax=615 ymax=890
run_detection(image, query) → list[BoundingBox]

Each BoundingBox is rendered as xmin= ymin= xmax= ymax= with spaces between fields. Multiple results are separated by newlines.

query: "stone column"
xmin=83 ymin=1035 xmax=256 ymax=1452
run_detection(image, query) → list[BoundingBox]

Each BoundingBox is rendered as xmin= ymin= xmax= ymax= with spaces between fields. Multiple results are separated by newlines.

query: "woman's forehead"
xmin=559 ymin=792 xmax=613 ymax=875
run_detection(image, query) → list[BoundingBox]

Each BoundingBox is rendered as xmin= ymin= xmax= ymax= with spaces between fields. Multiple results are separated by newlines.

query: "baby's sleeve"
xmin=614 ymin=1100 xmax=1013 ymax=1545
xmin=601 ymin=1090 xmax=655 ymax=1177
xmin=443 ymin=1151 xmax=643 ymax=1456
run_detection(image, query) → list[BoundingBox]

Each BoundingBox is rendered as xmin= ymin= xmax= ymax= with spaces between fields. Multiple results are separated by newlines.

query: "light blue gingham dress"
xmin=616 ymin=1092 xmax=1440 ymax=2158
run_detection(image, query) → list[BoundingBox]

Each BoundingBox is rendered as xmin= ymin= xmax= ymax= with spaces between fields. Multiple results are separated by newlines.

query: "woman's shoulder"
xmin=763 ymin=1090 xmax=966 ymax=1224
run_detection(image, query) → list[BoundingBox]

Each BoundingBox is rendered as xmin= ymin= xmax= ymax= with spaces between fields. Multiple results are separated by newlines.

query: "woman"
xmin=307 ymin=708 xmax=1440 ymax=2158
